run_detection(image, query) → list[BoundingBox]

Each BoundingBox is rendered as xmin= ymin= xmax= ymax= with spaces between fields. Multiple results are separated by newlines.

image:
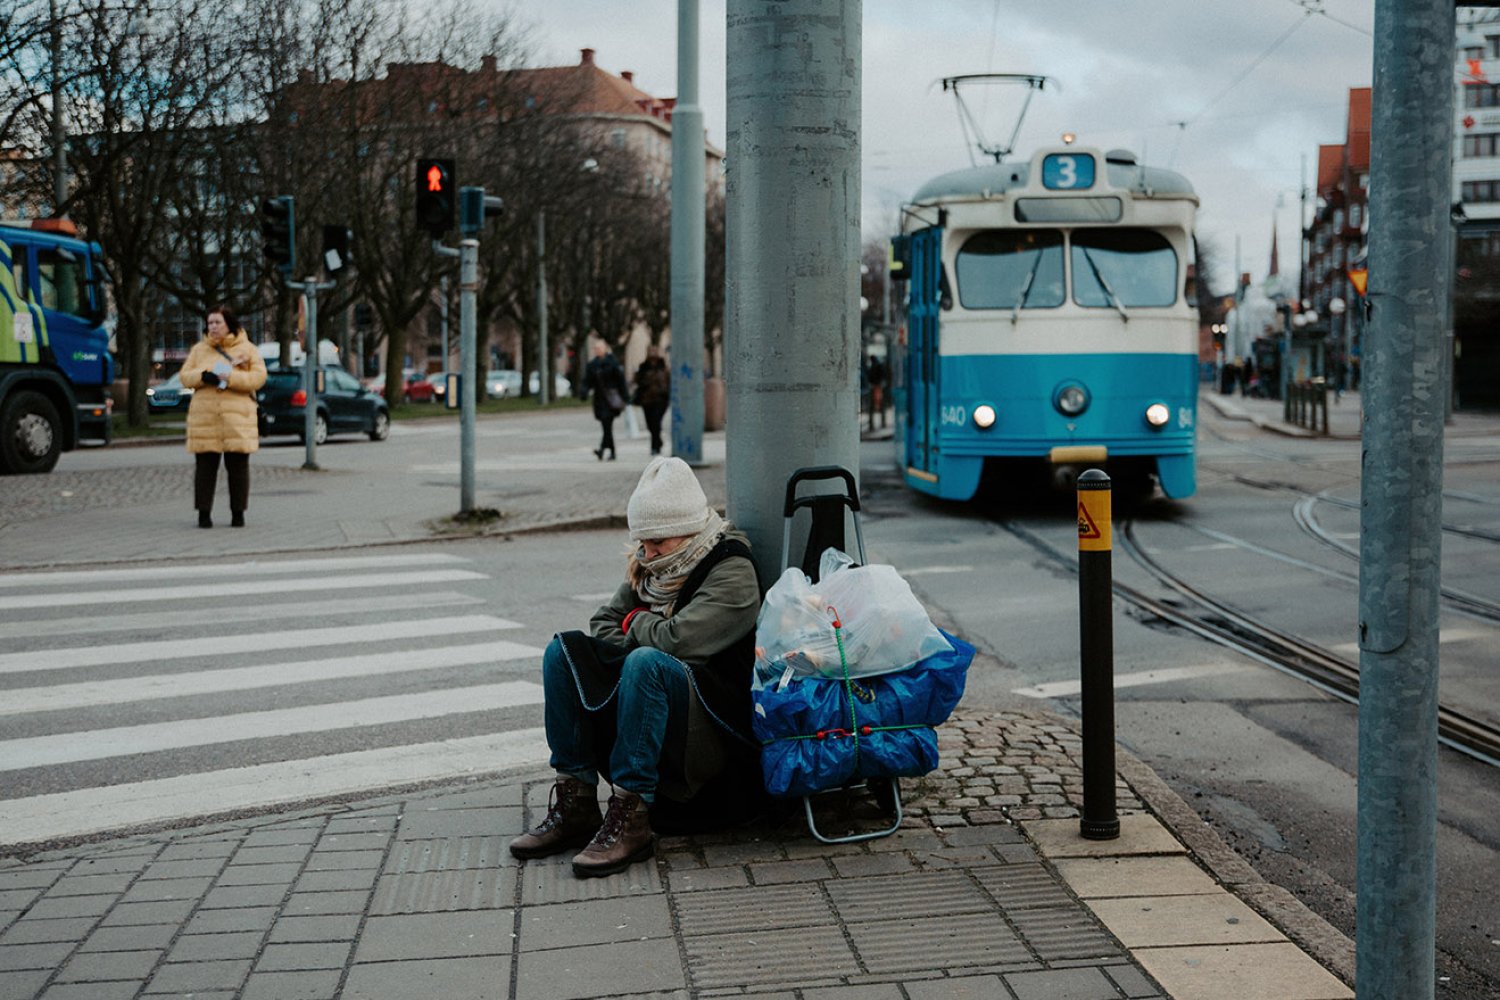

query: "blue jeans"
xmin=541 ymin=637 xmax=690 ymax=802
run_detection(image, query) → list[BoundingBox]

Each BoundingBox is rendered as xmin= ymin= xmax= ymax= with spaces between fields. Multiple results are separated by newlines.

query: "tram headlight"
xmin=1055 ymin=384 xmax=1089 ymax=416
xmin=1144 ymin=402 xmax=1171 ymax=428
xmin=972 ymin=404 xmax=997 ymax=429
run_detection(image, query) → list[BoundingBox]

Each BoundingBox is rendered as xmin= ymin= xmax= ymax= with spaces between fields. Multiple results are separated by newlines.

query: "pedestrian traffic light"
xmin=322 ymin=224 xmax=353 ymax=273
xmin=459 ymin=186 xmax=504 ymax=236
xmin=415 ymin=158 xmax=457 ymax=237
xmin=260 ymin=196 xmax=296 ymax=277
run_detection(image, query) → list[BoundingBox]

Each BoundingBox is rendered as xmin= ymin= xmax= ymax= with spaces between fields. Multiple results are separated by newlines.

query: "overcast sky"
xmin=517 ymin=0 xmax=1377 ymax=295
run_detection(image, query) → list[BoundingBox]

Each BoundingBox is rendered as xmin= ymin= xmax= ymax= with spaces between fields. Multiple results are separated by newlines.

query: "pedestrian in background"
xmin=867 ymin=354 xmax=888 ymax=430
xmin=584 ymin=339 xmax=627 ymax=461
xmin=179 ymin=306 xmax=266 ymax=528
xmin=632 ymin=344 xmax=671 ymax=456
xmin=509 ymin=457 xmax=762 ymax=877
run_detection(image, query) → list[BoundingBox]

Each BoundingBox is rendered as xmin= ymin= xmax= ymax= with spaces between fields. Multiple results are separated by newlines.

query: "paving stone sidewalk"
xmin=0 ymin=705 xmax=1357 ymax=1000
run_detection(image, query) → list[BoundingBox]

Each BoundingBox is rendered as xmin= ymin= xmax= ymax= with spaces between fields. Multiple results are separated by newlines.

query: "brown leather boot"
xmin=509 ymin=778 xmax=602 ymax=860
xmin=571 ymin=789 xmax=655 ymax=878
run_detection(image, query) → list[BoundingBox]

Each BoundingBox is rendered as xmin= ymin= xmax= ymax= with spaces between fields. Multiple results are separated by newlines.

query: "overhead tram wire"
xmin=1290 ymin=0 xmax=1373 ymax=37
xmin=1167 ymin=10 xmax=1313 ymax=166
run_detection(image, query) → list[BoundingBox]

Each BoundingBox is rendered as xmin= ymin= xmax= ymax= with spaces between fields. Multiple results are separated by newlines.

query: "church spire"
xmin=1269 ymin=218 xmax=1280 ymax=278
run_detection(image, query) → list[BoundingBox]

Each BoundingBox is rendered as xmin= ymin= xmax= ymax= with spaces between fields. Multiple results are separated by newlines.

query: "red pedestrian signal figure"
xmin=415 ymin=158 xmax=456 ymax=237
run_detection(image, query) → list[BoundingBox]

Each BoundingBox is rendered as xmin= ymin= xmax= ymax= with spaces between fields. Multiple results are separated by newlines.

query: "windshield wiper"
xmin=1011 ymin=251 xmax=1045 ymax=325
xmin=1079 ymin=247 xmax=1128 ymax=322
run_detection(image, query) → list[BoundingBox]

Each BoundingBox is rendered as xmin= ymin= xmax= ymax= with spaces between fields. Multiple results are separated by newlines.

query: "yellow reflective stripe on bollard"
xmin=1077 ymin=488 xmax=1111 ymax=552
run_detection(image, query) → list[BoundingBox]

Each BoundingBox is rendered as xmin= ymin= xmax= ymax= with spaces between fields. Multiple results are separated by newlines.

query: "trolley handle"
xmin=782 ymin=466 xmax=861 ymax=517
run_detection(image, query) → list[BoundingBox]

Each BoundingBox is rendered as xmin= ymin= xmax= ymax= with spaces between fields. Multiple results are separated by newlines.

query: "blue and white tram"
xmin=891 ymin=145 xmax=1199 ymax=501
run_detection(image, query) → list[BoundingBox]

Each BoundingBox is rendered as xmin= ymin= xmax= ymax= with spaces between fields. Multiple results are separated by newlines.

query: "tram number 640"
xmin=940 ymin=405 xmax=967 ymax=426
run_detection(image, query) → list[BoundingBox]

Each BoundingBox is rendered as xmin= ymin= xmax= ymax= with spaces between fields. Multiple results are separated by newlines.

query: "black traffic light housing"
xmin=322 ymin=224 xmax=353 ymax=273
xmin=459 ymin=187 xmax=504 ymax=236
xmin=260 ymin=196 xmax=296 ymax=277
xmin=416 ymin=158 xmax=457 ymax=237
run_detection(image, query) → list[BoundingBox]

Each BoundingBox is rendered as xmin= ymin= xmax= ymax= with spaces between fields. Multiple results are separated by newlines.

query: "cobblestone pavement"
xmin=0 ymin=465 xmax=315 ymax=520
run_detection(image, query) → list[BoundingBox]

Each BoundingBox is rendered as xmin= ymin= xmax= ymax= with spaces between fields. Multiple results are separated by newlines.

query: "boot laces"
xmin=538 ymin=781 xmax=579 ymax=833
xmin=593 ymin=793 xmax=632 ymax=847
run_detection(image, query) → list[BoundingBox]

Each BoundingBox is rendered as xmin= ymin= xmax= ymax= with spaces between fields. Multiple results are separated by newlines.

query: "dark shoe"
xmin=198 ymin=511 xmax=212 ymax=529
xmin=509 ymin=778 xmax=603 ymax=860
xmin=593 ymin=448 xmax=603 ymax=461
xmin=572 ymin=789 xmax=654 ymax=878
xmin=608 ymin=451 xmax=617 ymax=461
xmin=231 ymin=511 xmax=245 ymax=528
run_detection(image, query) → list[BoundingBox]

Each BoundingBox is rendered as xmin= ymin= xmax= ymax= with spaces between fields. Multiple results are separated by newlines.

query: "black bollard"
xmin=1077 ymin=469 xmax=1119 ymax=840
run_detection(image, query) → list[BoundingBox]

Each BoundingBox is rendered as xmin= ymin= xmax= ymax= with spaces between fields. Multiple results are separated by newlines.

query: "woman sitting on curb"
xmin=510 ymin=457 xmax=762 ymax=878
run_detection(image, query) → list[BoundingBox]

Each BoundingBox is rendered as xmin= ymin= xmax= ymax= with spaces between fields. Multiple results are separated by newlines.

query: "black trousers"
xmin=195 ymin=452 xmax=250 ymax=513
xmin=643 ymin=403 xmax=667 ymax=455
xmin=596 ymin=414 xmax=616 ymax=456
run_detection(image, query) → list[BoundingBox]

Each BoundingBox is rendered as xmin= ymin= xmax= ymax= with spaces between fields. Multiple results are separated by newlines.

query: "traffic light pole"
xmin=432 ymin=239 xmax=476 ymax=513
xmin=285 ymin=276 xmax=336 ymax=471
xmin=459 ymin=239 xmax=478 ymax=513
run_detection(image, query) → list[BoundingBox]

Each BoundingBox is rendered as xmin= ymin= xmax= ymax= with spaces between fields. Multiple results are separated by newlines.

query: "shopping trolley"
xmin=753 ymin=466 xmax=973 ymax=844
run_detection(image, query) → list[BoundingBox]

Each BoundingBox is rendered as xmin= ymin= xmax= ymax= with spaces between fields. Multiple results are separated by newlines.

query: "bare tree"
xmin=67 ymin=0 xmax=241 ymax=426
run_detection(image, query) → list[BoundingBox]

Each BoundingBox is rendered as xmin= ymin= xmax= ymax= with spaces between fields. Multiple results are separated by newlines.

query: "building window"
xmin=1464 ymin=83 xmax=1500 ymax=107
xmin=1463 ymin=132 xmax=1500 ymax=157
xmin=1461 ymin=179 xmax=1500 ymax=202
xmin=1466 ymin=45 xmax=1485 ymax=61
xmin=612 ymin=128 xmax=627 ymax=149
xmin=1350 ymin=203 xmax=1361 ymax=229
xmin=1488 ymin=35 xmax=1500 ymax=58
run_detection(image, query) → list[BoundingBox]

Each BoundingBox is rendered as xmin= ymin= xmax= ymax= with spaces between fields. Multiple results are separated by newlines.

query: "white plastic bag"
xmin=754 ymin=547 xmax=951 ymax=683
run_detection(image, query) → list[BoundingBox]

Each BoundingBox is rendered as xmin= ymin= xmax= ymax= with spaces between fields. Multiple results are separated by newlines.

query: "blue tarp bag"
xmin=753 ymin=629 xmax=974 ymax=799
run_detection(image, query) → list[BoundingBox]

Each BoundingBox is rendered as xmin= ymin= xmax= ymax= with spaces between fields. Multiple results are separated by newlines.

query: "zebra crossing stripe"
xmin=0 ymin=681 xmax=547 ymax=771
xmin=0 ymin=614 xmax=524 ymax=674
xmin=0 ymin=569 xmax=488 ymax=611
xmin=0 ymin=591 xmax=484 ymax=642
xmin=0 ymin=728 xmax=550 ymax=848
xmin=0 ymin=552 xmax=473 ymax=590
xmin=0 ymin=639 xmax=544 ymax=716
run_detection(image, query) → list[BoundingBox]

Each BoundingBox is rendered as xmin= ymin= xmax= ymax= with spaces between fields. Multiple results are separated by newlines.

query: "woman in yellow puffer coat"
xmin=180 ymin=306 xmax=267 ymax=528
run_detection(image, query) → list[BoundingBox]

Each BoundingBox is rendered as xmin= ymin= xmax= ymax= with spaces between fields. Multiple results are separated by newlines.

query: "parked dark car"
xmin=145 ymin=372 xmax=193 ymax=414
xmin=257 ymin=365 xmax=390 ymax=444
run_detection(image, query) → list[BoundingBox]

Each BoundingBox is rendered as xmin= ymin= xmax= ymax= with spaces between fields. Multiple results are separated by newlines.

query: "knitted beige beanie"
xmin=627 ymin=456 xmax=711 ymax=540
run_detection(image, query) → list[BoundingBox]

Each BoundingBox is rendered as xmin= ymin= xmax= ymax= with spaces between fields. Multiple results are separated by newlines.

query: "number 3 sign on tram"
xmin=1042 ymin=152 xmax=1096 ymax=190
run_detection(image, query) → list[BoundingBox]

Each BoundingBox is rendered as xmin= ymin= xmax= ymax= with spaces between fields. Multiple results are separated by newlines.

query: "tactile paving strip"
xmin=847 ymin=912 xmax=1032 ymax=973
xmin=973 ymin=864 xmax=1077 ymax=909
xmin=673 ymin=883 xmax=832 ymax=935
xmin=369 ymin=867 xmax=514 ymax=914
xmin=826 ymin=871 xmax=992 ymax=921
xmin=1006 ymin=906 xmax=1123 ymax=960
xmin=382 ymin=836 xmax=512 ymax=873
xmin=683 ymin=924 xmax=859 ymax=989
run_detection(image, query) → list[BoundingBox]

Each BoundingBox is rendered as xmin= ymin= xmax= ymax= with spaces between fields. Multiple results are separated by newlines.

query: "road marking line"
xmin=0 ymin=681 xmax=545 ymax=771
xmin=1179 ymin=543 xmax=1238 ymax=552
xmin=1013 ymin=662 xmax=1248 ymax=699
xmin=1329 ymin=627 xmax=1493 ymax=655
xmin=571 ymin=592 xmax=618 ymax=603
xmin=0 ymin=728 xmax=550 ymax=848
xmin=0 ymin=614 xmax=522 ymax=674
xmin=2 ymin=640 xmax=543 ymax=716
xmin=0 ymin=592 xmax=484 ymax=642
xmin=0 ymin=569 xmax=488 ymax=612
xmin=901 ymin=566 xmax=976 ymax=576
xmin=0 ymin=553 xmax=472 ymax=590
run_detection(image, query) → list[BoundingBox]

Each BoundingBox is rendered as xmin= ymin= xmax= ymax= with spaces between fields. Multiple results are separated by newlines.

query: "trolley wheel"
xmin=866 ymin=777 xmax=899 ymax=816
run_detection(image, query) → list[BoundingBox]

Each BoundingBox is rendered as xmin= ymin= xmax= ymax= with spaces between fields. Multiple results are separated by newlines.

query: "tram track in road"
xmin=998 ymin=517 xmax=1500 ymax=769
xmin=1290 ymin=493 xmax=1500 ymax=624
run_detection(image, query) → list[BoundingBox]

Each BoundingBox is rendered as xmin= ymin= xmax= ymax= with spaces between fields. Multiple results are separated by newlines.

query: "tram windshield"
xmin=1070 ymin=229 xmax=1178 ymax=308
xmin=955 ymin=230 xmax=1064 ymax=310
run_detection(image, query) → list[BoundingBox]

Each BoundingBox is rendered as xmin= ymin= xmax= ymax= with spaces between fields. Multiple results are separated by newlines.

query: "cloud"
xmin=521 ymin=0 xmax=1375 ymax=292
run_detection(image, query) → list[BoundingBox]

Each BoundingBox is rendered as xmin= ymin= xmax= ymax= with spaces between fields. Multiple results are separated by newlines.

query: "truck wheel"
xmin=1 ymin=391 xmax=62 ymax=474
